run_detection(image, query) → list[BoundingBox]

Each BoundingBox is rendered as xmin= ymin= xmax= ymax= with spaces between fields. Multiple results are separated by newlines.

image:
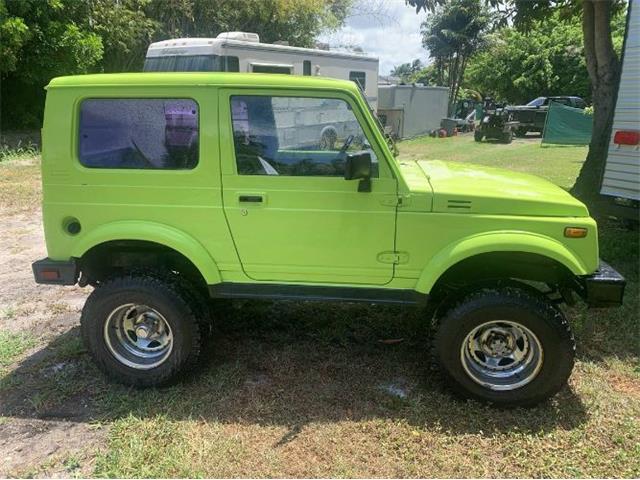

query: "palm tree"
xmin=421 ymin=0 xmax=491 ymax=114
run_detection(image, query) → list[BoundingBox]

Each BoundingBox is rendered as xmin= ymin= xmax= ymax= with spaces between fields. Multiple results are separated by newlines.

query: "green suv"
xmin=33 ymin=73 xmax=625 ymax=406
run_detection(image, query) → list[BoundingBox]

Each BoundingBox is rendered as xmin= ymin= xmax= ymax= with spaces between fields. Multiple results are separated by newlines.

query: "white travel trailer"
xmin=144 ymin=32 xmax=378 ymax=150
xmin=144 ymin=32 xmax=379 ymax=109
xmin=601 ymin=1 xmax=640 ymax=220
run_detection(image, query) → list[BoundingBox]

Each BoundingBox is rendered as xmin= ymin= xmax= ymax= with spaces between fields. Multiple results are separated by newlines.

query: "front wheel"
xmin=433 ymin=285 xmax=575 ymax=407
xmin=474 ymin=130 xmax=483 ymax=142
xmin=501 ymin=129 xmax=514 ymax=144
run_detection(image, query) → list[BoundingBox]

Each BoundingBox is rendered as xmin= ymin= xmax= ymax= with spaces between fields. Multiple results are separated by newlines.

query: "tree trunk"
xmin=448 ymin=51 xmax=461 ymax=115
xmin=571 ymin=0 xmax=620 ymax=204
xmin=453 ymin=54 xmax=468 ymax=109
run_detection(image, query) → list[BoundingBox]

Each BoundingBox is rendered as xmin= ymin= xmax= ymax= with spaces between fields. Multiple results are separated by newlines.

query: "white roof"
xmin=146 ymin=36 xmax=378 ymax=62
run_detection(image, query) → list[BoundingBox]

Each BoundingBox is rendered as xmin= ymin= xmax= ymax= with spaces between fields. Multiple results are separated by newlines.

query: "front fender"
xmin=415 ymin=231 xmax=590 ymax=294
xmin=70 ymin=220 xmax=222 ymax=284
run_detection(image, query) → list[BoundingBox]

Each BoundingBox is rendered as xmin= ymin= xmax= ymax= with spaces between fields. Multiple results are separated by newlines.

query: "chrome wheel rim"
xmin=460 ymin=320 xmax=543 ymax=391
xmin=104 ymin=303 xmax=173 ymax=369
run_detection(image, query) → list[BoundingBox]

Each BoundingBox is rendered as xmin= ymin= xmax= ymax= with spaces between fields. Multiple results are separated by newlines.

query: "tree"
xmin=146 ymin=0 xmax=351 ymax=48
xmin=420 ymin=0 xmax=492 ymax=114
xmin=465 ymin=10 xmax=626 ymax=104
xmin=390 ymin=58 xmax=424 ymax=82
xmin=0 ymin=0 xmax=103 ymax=128
xmin=407 ymin=0 xmax=627 ymax=203
xmin=1 ymin=0 xmax=352 ymax=130
xmin=89 ymin=0 xmax=158 ymax=72
xmin=465 ymin=13 xmax=586 ymax=103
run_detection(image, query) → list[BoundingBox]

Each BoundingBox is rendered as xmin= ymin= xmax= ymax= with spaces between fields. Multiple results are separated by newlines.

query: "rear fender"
xmin=70 ymin=220 xmax=222 ymax=284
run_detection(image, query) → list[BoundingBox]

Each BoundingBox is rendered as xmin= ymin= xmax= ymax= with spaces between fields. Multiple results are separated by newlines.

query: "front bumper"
xmin=576 ymin=260 xmax=626 ymax=307
xmin=32 ymin=258 xmax=78 ymax=285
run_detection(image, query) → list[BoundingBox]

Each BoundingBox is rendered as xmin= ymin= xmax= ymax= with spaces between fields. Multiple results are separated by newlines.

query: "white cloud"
xmin=318 ymin=0 xmax=429 ymax=75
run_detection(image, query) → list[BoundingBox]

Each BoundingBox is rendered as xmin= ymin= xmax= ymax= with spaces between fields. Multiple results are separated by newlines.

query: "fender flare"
xmin=70 ymin=220 xmax=222 ymax=285
xmin=415 ymin=231 xmax=589 ymax=294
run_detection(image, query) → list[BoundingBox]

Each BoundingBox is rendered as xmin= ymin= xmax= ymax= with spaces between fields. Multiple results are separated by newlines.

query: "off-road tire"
xmin=319 ymin=129 xmax=337 ymax=150
xmin=433 ymin=285 xmax=575 ymax=407
xmin=515 ymin=127 xmax=528 ymax=138
xmin=501 ymin=129 xmax=514 ymax=144
xmin=81 ymin=274 xmax=203 ymax=387
xmin=474 ymin=130 xmax=483 ymax=142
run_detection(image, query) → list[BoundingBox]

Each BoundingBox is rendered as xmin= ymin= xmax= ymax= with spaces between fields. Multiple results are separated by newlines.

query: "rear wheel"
xmin=81 ymin=274 xmax=203 ymax=387
xmin=515 ymin=127 xmax=528 ymax=138
xmin=474 ymin=130 xmax=483 ymax=142
xmin=433 ymin=285 xmax=575 ymax=407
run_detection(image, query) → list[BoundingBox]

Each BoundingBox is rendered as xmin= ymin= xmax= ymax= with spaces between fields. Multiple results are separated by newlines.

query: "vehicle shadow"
xmin=0 ymin=301 xmax=591 ymax=438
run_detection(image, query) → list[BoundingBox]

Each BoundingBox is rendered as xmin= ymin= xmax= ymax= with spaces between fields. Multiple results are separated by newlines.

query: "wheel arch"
xmin=71 ymin=221 xmax=222 ymax=285
xmin=415 ymin=232 xmax=589 ymax=294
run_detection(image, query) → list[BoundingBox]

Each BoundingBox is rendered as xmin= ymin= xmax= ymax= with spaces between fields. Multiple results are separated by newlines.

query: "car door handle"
xmin=239 ymin=195 xmax=263 ymax=203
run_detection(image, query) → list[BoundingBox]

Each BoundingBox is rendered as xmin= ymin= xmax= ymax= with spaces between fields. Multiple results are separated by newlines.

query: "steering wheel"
xmin=339 ymin=134 xmax=355 ymax=153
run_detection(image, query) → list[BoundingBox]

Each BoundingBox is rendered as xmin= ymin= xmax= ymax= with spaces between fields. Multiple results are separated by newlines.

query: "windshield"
xmin=144 ymin=55 xmax=218 ymax=72
xmin=526 ymin=97 xmax=547 ymax=107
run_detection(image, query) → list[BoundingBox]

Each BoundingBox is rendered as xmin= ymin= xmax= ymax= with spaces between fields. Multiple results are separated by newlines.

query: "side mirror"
xmin=344 ymin=152 xmax=372 ymax=192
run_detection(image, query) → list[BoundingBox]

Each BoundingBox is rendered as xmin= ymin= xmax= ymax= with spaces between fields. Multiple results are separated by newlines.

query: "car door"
xmin=219 ymin=89 xmax=398 ymax=285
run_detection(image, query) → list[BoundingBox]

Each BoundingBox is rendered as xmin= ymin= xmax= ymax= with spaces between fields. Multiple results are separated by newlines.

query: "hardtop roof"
xmin=47 ymin=72 xmax=360 ymax=93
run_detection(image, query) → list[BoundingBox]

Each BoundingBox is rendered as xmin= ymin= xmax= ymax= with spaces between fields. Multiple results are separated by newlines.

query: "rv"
xmin=601 ymin=1 xmax=640 ymax=221
xmin=144 ymin=32 xmax=379 ymax=108
xmin=144 ymin=32 xmax=378 ymax=150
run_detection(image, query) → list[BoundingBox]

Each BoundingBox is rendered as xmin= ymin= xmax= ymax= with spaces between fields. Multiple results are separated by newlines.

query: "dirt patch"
xmin=0 ymin=211 xmax=88 ymax=335
xmin=0 ymin=162 xmax=101 ymax=476
xmin=0 ymin=418 xmax=104 ymax=477
xmin=608 ymin=372 xmax=640 ymax=398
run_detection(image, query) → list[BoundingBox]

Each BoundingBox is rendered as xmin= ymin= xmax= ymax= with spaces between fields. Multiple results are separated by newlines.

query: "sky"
xmin=318 ymin=0 xmax=430 ymax=75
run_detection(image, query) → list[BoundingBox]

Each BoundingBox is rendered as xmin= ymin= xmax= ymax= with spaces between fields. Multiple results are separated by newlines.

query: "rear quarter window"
xmin=78 ymin=99 xmax=199 ymax=169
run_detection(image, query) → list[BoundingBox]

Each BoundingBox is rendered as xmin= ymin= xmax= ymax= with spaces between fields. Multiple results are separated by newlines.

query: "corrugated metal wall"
xmin=601 ymin=1 xmax=640 ymax=201
xmin=378 ymin=85 xmax=449 ymax=138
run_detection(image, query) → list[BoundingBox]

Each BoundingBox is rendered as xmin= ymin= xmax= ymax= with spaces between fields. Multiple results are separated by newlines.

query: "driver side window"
xmin=230 ymin=95 xmax=378 ymax=177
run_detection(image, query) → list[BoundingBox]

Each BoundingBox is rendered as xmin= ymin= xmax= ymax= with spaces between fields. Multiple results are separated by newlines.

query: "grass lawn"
xmin=0 ymin=135 xmax=638 ymax=478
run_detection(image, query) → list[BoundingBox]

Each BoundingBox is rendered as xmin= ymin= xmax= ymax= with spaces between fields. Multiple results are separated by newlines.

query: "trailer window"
xmin=349 ymin=71 xmax=366 ymax=91
xmin=252 ymin=64 xmax=292 ymax=74
xmin=224 ymin=56 xmax=239 ymax=72
xmin=78 ymin=99 xmax=199 ymax=170
xmin=303 ymin=60 xmax=311 ymax=76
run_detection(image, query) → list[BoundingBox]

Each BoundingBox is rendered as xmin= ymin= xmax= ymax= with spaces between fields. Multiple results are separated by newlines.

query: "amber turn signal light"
xmin=564 ymin=227 xmax=588 ymax=238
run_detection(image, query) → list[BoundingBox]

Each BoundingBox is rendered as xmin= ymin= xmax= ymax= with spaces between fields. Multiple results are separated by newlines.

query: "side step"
xmin=208 ymin=283 xmax=428 ymax=305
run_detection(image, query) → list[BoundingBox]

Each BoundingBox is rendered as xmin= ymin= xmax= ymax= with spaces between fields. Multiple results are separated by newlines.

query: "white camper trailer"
xmin=144 ymin=32 xmax=378 ymax=149
xmin=601 ymin=1 xmax=640 ymax=220
xmin=144 ymin=32 xmax=379 ymax=109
